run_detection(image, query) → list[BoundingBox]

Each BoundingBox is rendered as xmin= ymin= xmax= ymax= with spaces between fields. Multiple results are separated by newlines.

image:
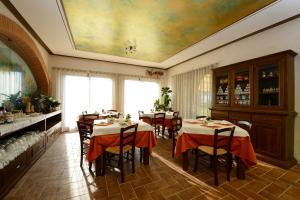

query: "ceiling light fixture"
xmin=125 ymin=39 xmax=137 ymax=55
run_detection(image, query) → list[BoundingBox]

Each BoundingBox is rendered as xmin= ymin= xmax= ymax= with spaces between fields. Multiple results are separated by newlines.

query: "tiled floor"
xmin=4 ymin=132 xmax=300 ymax=200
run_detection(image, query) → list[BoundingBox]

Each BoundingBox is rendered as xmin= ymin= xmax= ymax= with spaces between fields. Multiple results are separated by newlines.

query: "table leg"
xmin=143 ymin=147 xmax=150 ymax=165
xmin=95 ymin=155 xmax=102 ymax=176
xmin=168 ymin=128 xmax=173 ymax=139
xmin=235 ymin=156 xmax=246 ymax=179
xmin=182 ymin=150 xmax=189 ymax=171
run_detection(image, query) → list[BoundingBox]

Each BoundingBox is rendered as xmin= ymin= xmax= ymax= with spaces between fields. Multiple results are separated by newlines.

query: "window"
xmin=64 ymin=75 xmax=113 ymax=129
xmin=124 ymin=80 xmax=160 ymax=119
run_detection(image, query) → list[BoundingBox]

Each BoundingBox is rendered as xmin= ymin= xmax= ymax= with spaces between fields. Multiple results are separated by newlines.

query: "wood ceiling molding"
xmin=0 ymin=13 xmax=50 ymax=94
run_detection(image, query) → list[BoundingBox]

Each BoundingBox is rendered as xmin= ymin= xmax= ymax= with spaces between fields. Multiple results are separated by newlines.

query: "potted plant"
xmin=40 ymin=95 xmax=61 ymax=113
xmin=153 ymin=87 xmax=172 ymax=112
xmin=125 ymin=114 xmax=131 ymax=122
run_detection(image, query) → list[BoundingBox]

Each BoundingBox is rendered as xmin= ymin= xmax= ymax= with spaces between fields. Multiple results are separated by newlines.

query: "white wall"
xmin=0 ymin=2 xmax=49 ymax=67
xmin=168 ymin=17 xmax=300 ymax=162
xmin=49 ymin=55 xmax=168 ymax=85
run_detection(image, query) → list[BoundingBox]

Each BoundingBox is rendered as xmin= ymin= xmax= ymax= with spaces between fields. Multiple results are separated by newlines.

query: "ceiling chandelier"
xmin=125 ymin=39 xmax=137 ymax=55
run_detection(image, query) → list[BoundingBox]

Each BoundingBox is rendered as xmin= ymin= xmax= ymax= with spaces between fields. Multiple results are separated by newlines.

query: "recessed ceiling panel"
xmin=61 ymin=0 xmax=275 ymax=62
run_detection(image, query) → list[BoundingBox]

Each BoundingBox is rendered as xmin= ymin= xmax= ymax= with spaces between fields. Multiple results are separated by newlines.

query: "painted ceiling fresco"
xmin=62 ymin=0 xmax=275 ymax=62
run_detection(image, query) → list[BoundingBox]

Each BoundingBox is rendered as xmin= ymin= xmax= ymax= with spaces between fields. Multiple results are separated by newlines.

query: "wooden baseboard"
xmin=256 ymin=153 xmax=297 ymax=169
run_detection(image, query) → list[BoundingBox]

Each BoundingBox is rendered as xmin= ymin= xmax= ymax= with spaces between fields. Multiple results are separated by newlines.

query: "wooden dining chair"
xmin=102 ymin=124 xmax=138 ymax=183
xmin=173 ymin=111 xmax=179 ymax=118
xmin=171 ymin=117 xmax=182 ymax=157
xmin=153 ymin=113 xmax=166 ymax=138
xmin=194 ymin=127 xmax=236 ymax=186
xmin=237 ymin=121 xmax=253 ymax=144
xmin=107 ymin=109 xmax=117 ymax=112
xmin=138 ymin=111 xmax=152 ymax=125
xmin=237 ymin=121 xmax=252 ymax=132
xmin=81 ymin=111 xmax=99 ymax=122
xmin=77 ymin=121 xmax=93 ymax=170
xmin=196 ymin=115 xmax=207 ymax=119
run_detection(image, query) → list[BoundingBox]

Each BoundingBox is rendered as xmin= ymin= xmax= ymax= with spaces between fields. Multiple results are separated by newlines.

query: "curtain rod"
xmin=51 ymin=66 xmax=161 ymax=80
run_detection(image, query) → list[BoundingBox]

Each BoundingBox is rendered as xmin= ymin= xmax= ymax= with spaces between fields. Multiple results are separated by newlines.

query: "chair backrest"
xmin=153 ymin=113 xmax=166 ymax=125
xmin=237 ymin=121 xmax=252 ymax=133
xmin=171 ymin=117 xmax=182 ymax=134
xmin=77 ymin=121 xmax=93 ymax=142
xmin=196 ymin=115 xmax=206 ymax=119
xmin=138 ymin=111 xmax=144 ymax=119
xmin=120 ymin=124 xmax=138 ymax=155
xmin=213 ymin=127 xmax=236 ymax=156
xmin=81 ymin=111 xmax=99 ymax=122
xmin=173 ymin=111 xmax=179 ymax=118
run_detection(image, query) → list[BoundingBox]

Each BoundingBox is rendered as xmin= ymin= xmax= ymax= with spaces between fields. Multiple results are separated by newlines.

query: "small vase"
xmin=30 ymin=105 xmax=35 ymax=113
xmin=25 ymin=102 xmax=31 ymax=113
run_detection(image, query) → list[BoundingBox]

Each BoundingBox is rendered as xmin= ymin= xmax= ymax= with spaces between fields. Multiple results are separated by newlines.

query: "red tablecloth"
xmin=165 ymin=119 xmax=172 ymax=128
xmin=87 ymin=131 xmax=157 ymax=162
xmin=175 ymin=133 xmax=257 ymax=167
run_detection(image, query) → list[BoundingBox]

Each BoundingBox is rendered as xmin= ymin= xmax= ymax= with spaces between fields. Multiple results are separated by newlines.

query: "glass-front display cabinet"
xmin=214 ymin=71 xmax=229 ymax=106
xmin=211 ymin=50 xmax=297 ymax=169
xmin=258 ymin=64 xmax=279 ymax=106
xmin=254 ymin=58 xmax=284 ymax=109
xmin=232 ymin=67 xmax=251 ymax=107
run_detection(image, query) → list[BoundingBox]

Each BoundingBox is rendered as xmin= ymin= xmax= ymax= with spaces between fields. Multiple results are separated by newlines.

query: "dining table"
xmin=175 ymin=119 xmax=257 ymax=179
xmin=86 ymin=120 xmax=157 ymax=176
xmin=141 ymin=111 xmax=175 ymax=128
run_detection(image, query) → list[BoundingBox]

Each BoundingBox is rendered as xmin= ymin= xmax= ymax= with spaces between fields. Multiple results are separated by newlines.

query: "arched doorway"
xmin=0 ymin=14 xmax=49 ymax=94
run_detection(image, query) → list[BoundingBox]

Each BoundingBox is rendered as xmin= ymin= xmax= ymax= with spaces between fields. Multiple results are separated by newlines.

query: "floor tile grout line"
xmin=277 ymin=185 xmax=292 ymax=199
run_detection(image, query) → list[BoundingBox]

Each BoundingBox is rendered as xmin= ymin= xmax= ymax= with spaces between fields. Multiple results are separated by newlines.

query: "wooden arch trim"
xmin=0 ymin=14 xmax=49 ymax=94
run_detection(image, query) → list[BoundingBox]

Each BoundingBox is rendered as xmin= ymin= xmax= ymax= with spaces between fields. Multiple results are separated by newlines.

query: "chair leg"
xmin=194 ymin=148 xmax=199 ymax=172
xmin=212 ymin=156 xmax=218 ymax=186
xmin=172 ymin=137 xmax=175 ymax=158
xmin=132 ymin=149 xmax=135 ymax=174
xmin=226 ymin=153 xmax=233 ymax=181
xmin=120 ymin=155 xmax=124 ymax=183
xmin=88 ymin=161 xmax=92 ymax=171
xmin=101 ymin=152 xmax=106 ymax=176
xmin=140 ymin=148 xmax=144 ymax=163
xmin=162 ymin=125 xmax=166 ymax=139
xmin=80 ymin=144 xmax=83 ymax=167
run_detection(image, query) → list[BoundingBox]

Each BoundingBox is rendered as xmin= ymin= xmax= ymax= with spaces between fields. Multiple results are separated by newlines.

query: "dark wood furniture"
xmin=153 ymin=113 xmax=166 ymax=138
xmin=76 ymin=121 xmax=93 ymax=170
xmin=194 ymin=127 xmax=235 ymax=186
xmin=171 ymin=117 xmax=182 ymax=158
xmin=101 ymin=124 xmax=138 ymax=183
xmin=107 ymin=109 xmax=117 ymax=112
xmin=0 ymin=111 xmax=62 ymax=199
xmin=81 ymin=111 xmax=99 ymax=122
xmin=138 ymin=111 xmax=152 ymax=125
xmin=173 ymin=111 xmax=179 ymax=118
xmin=196 ymin=116 xmax=207 ymax=119
xmin=211 ymin=50 xmax=297 ymax=168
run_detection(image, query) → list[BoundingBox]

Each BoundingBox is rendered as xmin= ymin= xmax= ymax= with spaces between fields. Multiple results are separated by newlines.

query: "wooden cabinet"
xmin=211 ymin=50 xmax=297 ymax=168
xmin=0 ymin=111 xmax=62 ymax=199
xmin=252 ymin=114 xmax=282 ymax=159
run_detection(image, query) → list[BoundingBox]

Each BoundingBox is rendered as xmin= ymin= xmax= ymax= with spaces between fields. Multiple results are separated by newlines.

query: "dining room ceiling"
xmin=61 ymin=0 xmax=275 ymax=63
xmin=5 ymin=0 xmax=300 ymax=68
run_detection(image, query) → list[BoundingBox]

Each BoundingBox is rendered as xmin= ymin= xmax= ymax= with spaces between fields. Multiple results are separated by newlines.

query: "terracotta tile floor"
xmin=4 ymin=133 xmax=300 ymax=200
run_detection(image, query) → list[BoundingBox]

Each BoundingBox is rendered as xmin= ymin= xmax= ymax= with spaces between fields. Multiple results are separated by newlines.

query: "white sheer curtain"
xmin=51 ymin=68 xmax=116 ymax=131
xmin=0 ymin=71 xmax=22 ymax=103
xmin=123 ymin=78 xmax=160 ymax=119
xmin=171 ymin=64 xmax=216 ymax=118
